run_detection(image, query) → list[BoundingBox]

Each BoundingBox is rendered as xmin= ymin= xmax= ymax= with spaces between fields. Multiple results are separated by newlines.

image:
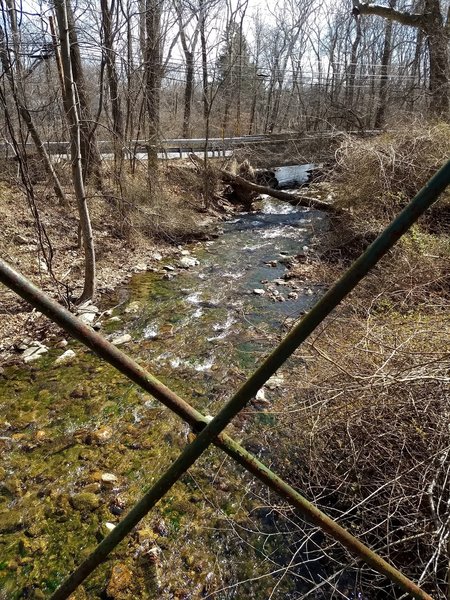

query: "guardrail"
xmin=0 ymin=130 xmax=382 ymax=159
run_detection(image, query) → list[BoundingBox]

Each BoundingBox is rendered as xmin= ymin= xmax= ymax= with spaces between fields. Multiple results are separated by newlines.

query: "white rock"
xmin=105 ymin=522 xmax=116 ymax=531
xmin=78 ymin=303 xmax=99 ymax=313
xmin=101 ymin=473 xmax=118 ymax=485
xmin=55 ymin=339 xmax=68 ymax=349
xmin=23 ymin=345 xmax=48 ymax=363
xmin=132 ymin=263 xmax=147 ymax=273
xmin=180 ymin=250 xmax=190 ymax=256
xmin=266 ymin=374 xmax=284 ymax=390
xmin=256 ymin=389 xmax=266 ymax=402
xmin=150 ymin=251 xmax=163 ymax=261
xmin=77 ymin=300 xmax=91 ymax=309
xmin=177 ymin=257 xmax=199 ymax=269
xmin=111 ymin=334 xmax=131 ymax=346
xmin=30 ymin=340 xmax=46 ymax=348
xmin=38 ymin=260 xmax=48 ymax=273
xmin=77 ymin=304 xmax=99 ymax=325
xmin=107 ymin=316 xmax=121 ymax=323
xmin=55 ymin=349 xmax=76 ymax=365
xmin=253 ymin=288 xmax=265 ymax=295
xmin=78 ymin=311 xmax=96 ymax=325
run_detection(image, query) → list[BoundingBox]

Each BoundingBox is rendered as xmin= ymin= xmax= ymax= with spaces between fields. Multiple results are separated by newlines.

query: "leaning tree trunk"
xmin=54 ymin=0 xmax=96 ymax=303
xmin=219 ymin=168 xmax=340 ymax=212
xmin=0 ymin=2 xmax=67 ymax=205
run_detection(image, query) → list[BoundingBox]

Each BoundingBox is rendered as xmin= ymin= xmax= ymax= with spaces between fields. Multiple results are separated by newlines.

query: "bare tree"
xmin=353 ymin=0 xmax=449 ymax=116
xmin=346 ymin=11 xmax=362 ymax=110
xmin=54 ymin=0 xmax=96 ymax=303
xmin=100 ymin=0 xmax=125 ymax=166
xmin=374 ymin=0 xmax=396 ymax=128
xmin=0 ymin=0 xmax=67 ymax=205
xmin=174 ymin=0 xmax=199 ymax=138
xmin=144 ymin=0 xmax=163 ymax=196
xmin=64 ymin=0 xmax=104 ymax=187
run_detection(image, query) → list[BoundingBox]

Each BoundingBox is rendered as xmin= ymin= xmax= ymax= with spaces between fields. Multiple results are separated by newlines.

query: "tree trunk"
xmin=375 ymin=1 xmax=395 ymax=128
xmin=145 ymin=0 xmax=162 ymax=198
xmin=65 ymin=0 xmax=103 ymax=186
xmin=220 ymin=170 xmax=339 ymax=212
xmin=427 ymin=28 xmax=449 ymax=116
xmin=0 ymin=2 xmax=67 ymax=205
xmin=199 ymin=0 xmax=209 ymax=123
xmin=54 ymin=0 xmax=96 ymax=303
xmin=176 ymin=4 xmax=198 ymax=140
xmin=100 ymin=0 xmax=124 ymax=162
xmin=182 ymin=50 xmax=194 ymax=138
xmin=235 ymin=17 xmax=244 ymax=135
xmin=346 ymin=15 xmax=362 ymax=111
xmin=222 ymin=97 xmax=231 ymax=135
xmin=356 ymin=0 xmax=449 ymax=117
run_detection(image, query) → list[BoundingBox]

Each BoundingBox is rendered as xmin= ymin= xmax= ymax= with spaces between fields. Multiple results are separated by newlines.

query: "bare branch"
xmin=355 ymin=2 xmax=424 ymax=28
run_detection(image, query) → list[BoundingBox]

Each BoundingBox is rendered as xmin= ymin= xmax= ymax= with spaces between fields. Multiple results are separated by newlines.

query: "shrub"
xmin=332 ymin=121 xmax=450 ymax=228
xmin=123 ymin=168 xmax=207 ymax=244
xmin=266 ymin=304 xmax=450 ymax=598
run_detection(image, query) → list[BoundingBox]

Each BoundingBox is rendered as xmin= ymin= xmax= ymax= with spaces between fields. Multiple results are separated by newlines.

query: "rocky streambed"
xmin=0 ymin=194 xmax=328 ymax=599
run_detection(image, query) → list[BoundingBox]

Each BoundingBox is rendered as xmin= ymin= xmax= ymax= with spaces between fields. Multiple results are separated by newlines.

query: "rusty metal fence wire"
xmin=1 ymin=158 xmax=449 ymax=600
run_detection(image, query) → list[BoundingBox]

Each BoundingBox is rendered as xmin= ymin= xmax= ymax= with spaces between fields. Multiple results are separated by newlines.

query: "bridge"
xmin=0 ymin=130 xmax=382 ymax=160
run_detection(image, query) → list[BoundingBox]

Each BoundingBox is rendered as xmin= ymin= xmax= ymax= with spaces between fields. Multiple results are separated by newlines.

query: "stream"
xmin=127 ymin=197 xmax=327 ymax=379
xmin=0 ymin=173 xmax=331 ymax=599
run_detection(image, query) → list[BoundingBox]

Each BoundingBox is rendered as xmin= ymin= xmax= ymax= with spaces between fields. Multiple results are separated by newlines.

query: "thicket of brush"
xmin=332 ymin=121 xmax=450 ymax=229
xmin=261 ymin=122 xmax=450 ymax=599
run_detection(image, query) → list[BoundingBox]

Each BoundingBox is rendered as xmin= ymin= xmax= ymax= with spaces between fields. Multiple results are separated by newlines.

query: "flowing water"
xmin=127 ymin=197 xmax=327 ymax=380
xmin=0 ymin=194 xmax=329 ymax=599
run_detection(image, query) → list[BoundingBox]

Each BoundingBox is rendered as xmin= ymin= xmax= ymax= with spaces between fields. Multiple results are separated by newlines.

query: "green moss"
xmin=70 ymin=492 xmax=101 ymax=513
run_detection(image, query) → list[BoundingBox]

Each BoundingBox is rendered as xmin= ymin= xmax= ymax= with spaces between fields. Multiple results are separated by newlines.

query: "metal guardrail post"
xmin=1 ymin=159 xmax=448 ymax=599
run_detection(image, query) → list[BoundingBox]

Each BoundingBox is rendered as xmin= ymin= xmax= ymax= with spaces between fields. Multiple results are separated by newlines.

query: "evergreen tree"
xmin=216 ymin=21 xmax=257 ymax=134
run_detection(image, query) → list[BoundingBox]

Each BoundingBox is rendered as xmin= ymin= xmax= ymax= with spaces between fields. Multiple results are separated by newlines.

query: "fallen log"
xmin=221 ymin=169 xmax=339 ymax=212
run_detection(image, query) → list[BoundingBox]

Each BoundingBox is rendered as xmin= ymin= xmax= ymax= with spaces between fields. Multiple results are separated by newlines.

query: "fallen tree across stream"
xmin=220 ymin=169 xmax=339 ymax=212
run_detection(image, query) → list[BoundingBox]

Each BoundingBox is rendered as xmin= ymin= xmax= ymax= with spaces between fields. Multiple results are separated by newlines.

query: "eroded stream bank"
xmin=0 ymin=195 xmax=328 ymax=599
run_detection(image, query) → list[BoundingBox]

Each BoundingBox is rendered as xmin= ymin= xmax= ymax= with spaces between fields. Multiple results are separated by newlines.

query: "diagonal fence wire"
xmin=1 ymin=158 xmax=449 ymax=600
